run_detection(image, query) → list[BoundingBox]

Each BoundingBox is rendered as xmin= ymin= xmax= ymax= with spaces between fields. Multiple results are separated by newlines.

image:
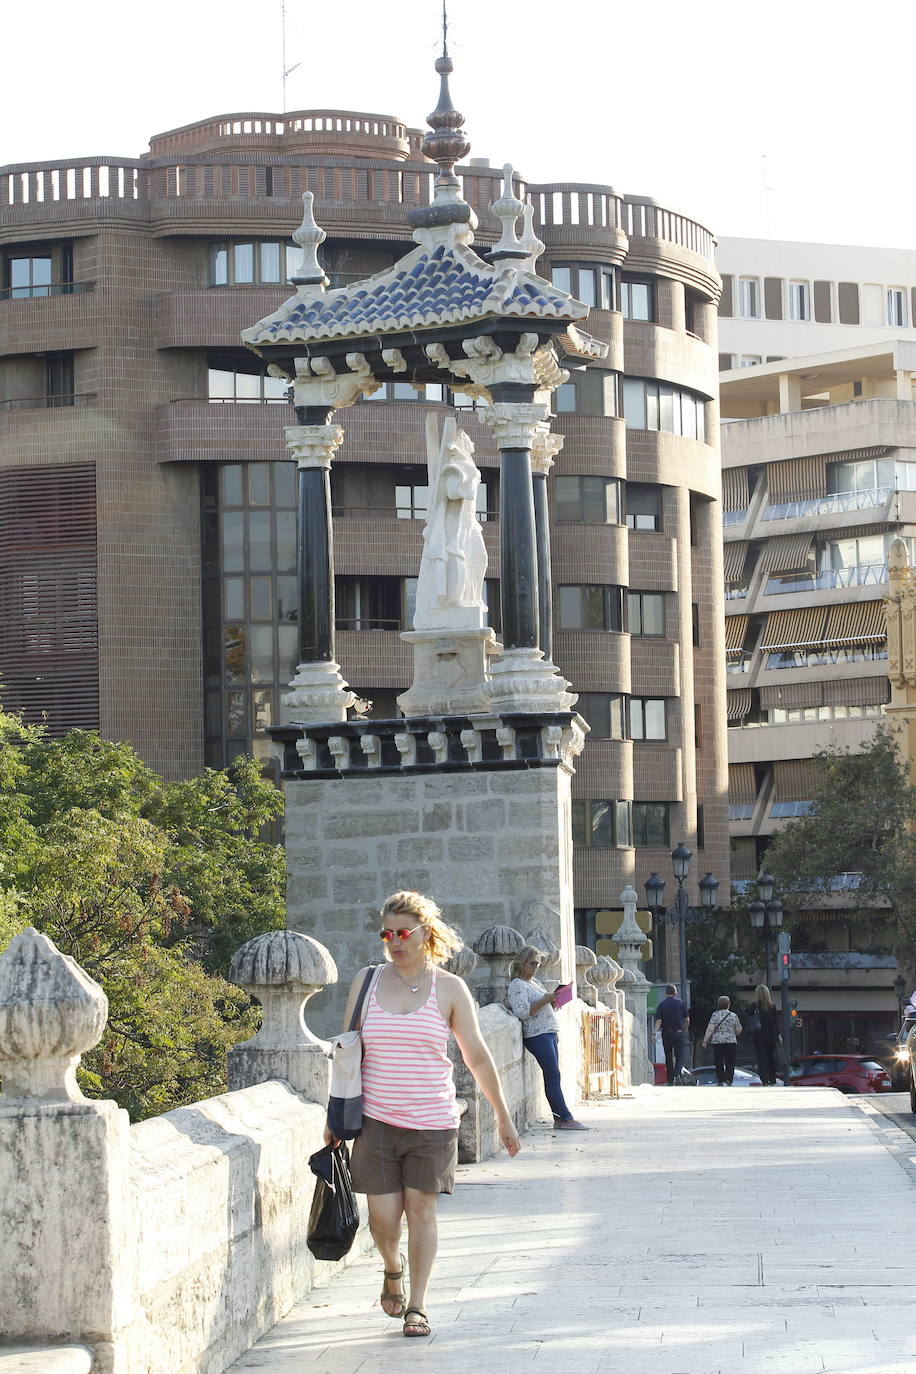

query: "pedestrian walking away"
xmin=654 ymin=983 xmax=690 ymax=1085
xmin=327 ymin=890 xmax=520 ymax=1340
xmin=702 ymin=995 xmax=743 ymax=1085
xmin=750 ymin=984 xmax=782 ymax=1085
xmin=507 ymin=945 xmax=587 ymax=1130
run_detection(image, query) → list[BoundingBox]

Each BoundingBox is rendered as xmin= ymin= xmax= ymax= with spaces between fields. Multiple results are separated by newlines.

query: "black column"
xmin=295 ymin=404 xmax=335 ymax=665
xmin=498 ymin=447 xmax=539 ymax=652
xmin=532 ymin=471 xmax=553 ymax=662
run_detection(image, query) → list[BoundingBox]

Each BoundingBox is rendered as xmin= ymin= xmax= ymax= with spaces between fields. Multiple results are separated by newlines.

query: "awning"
xmin=759 ymin=682 xmax=825 ymax=710
xmin=726 ymin=689 xmax=752 ymax=720
xmin=766 ymin=455 xmax=828 ymax=504
xmin=723 ymin=466 xmax=750 ymax=513
xmin=724 ymin=614 xmax=748 ymax=653
xmin=823 ymin=600 xmax=886 ymax=645
xmin=824 ymin=445 xmax=893 ymax=465
xmin=821 ymin=676 xmax=889 ymax=706
xmin=772 ymin=758 xmax=818 ymax=801
xmin=728 ymin=762 xmax=757 ymax=803
xmin=723 ymin=541 xmax=749 ymax=581
xmin=758 ymin=532 xmax=814 ymax=574
xmin=760 ymin=606 xmax=828 ymax=650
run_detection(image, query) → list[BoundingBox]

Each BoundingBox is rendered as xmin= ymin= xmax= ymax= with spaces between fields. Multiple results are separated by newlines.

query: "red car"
xmin=788 ymin=1054 xmax=891 ymax=1094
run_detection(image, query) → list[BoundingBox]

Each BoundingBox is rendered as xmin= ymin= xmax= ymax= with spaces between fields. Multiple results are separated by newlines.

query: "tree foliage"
xmin=0 ymin=713 xmax=285 ymax=1118
xmin=686 ymin=916 xmax=754 ymax=1053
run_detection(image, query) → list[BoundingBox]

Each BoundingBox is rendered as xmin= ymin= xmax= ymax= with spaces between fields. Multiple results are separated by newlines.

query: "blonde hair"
xmin=380 ymin=891 xmax=462 ymax=966
xmin=716 ymin=995 xmax=730 ymax=1010
xmin=509 ymin=945 xmax=543 ymax=979
xmin=755 ymin=984 xmax=773 ymax=1010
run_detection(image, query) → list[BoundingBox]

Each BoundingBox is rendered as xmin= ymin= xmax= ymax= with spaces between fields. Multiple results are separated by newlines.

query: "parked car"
xmin=687 ymin=1065 xmax=763 ymax=1087
xmin=787 ymin=1055 xmax=891 ymax=1094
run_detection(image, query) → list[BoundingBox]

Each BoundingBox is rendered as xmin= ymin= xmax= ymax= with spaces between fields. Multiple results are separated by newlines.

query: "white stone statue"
xmin=413 ymin=413 xmax=488 ymax=631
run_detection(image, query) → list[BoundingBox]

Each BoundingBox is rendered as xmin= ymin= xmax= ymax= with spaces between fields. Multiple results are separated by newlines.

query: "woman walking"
xmin=751 ymin=984 xmax=782 ymax=1084
xmin=507 ymin=945 xmax=587 ymax=1130
xmin=702 ymin=995 xmax=743 ymax=1085
xmin=328 ymin=891 xmax=520 ymax=1339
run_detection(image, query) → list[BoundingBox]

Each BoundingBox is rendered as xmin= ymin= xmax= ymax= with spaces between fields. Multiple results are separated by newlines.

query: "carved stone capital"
xmin=284 ymin=424 xmax=345 ymax=470
xmin=293 ymin=354 xmax=381 ymax=411
xmin=486 ymin=647 xmax=578 ymax=715
xmin=480 ymin=401 xmax=552 ymax=451
xmin=282 ymin=659 xmax=356 ymax=724
xmin=530 ymin=429 xmax=564 ymax=476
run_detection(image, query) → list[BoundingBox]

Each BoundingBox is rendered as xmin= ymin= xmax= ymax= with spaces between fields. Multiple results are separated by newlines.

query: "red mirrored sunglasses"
xmin=378 ymin=923 xmax=424 ymax=942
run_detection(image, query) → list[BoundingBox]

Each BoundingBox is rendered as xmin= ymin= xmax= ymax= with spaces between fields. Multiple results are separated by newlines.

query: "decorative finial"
xmin=408 ymin=8 xmax=474 ymax=232
xmin=290 ymin=191 xmax=329 ymax=291
xmin=487 ymin=164 xmax=527 ymax=263
xmin=519 ymin=198 xmax=545 ymax=270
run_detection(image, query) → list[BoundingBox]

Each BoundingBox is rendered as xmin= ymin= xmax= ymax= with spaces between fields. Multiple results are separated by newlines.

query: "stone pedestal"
xmin=397 ymin=628 xmax=502 ymax=717
xmin=612 ymin=886 xmax=654 ymax=1085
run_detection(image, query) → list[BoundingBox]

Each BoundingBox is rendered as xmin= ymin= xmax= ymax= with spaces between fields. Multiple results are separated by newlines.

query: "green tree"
xmin=0 ymin=711 xmax=285 ymax=1118
xmin=686 ymin=916 xmax=754 ymax=1057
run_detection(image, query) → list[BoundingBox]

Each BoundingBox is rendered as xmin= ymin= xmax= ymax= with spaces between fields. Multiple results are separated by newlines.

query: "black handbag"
xmin=306 ymin=1142 xmax=359 ymax=1261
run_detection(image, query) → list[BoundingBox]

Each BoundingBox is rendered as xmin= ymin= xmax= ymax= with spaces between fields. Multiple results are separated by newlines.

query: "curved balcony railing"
xmin=762 ymin=487 xmax=891 ymax=521
xmin=0 ymin=281 xmax=96 ymax=301
xmin=0 ymin=393 xmax=96 ymax=412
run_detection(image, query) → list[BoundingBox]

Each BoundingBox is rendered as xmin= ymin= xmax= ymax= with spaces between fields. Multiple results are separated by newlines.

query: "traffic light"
xmin=790 ymin=999 xmax=799 ymax=1023
xmin=778 ymin=931 xmax=791 ymax=982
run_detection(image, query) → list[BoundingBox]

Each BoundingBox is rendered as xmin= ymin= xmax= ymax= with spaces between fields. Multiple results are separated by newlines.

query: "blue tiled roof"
xmin=242 ymin=241 xmax=589 ymax=347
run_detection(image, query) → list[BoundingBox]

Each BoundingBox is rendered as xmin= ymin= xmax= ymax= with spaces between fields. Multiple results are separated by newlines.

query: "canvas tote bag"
xmin=326 ymin=964 xmax=382 ymax=1141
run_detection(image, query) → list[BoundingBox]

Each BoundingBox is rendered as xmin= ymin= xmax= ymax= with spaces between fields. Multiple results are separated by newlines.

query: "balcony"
xmin=0 ymin=392 xmax=96 ymax=412
xmin=761 ymin=486 xmax=892 ymax=523
xmin=0 ymin=286 xmax=100 ymax=359
xmin=763 ymin=563 xmax=888 ymax=596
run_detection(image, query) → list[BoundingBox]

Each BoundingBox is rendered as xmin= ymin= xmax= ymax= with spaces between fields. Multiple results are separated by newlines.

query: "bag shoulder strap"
xmin=348 ymin=964 xmax=381 ymax=1032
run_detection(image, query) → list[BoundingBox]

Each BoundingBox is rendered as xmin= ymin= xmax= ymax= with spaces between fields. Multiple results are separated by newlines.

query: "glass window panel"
xmin=644 ymin=699 xmax=666 ymax=739
xmin=615 ymin=801 xmax=631 ymax=846
xmin=552 ymin=266 xmax=572 ymax=294
xmin=252 ymin=689 xmax=273 ymax=732
xmin=623 ymin=377 xmax=646 ymax=429
xmin=403 ymin=577 xmax=418 ymax=629
xmin=856 ymin=535 xmax=884 ymax=564
xmin=259 ymin=242 xmax=281 ymax=281
xmin=681 ymin=394 xmax=698 ymax=440
xmin=10 ymin=259 xmax=31 ymax=290
xmin=234 ymin=243 xmax=254 ymax=282
xmin=208 ymin=368 xmax=235 ymax=400
xmin=210 ymin=246 xmax=228 ymax=285
xmin=248 ymin=510 xmax=272 ymax=570
xmin=558 ymin=586 xmax=581 ymax=628
xmin=222 ymin=511 xmax=245 ymax=571
xmin=577 ymin=268 xmax=596 ymax=307
xmin=476 ymin=482 xmax=489 ymax=520
xmin=224 ymin=626 xmax=246 ymax=682
xmin=425 ymin=383 xmax=444 ymax=402
xmin=205 ymin=690 xmax=222 ymax=737
xmin=554 ymin=382 xmax=576 ymax=412
xmin=224 ymin=576 xmax=244 ymax=620
xmin=31 ymin=257 xmax=52 ymax=292
xmin=392 ymin=381 xmax=417 ymax=400
xmin=583 ymin=585 xmax=606 ymax=628
xmin=645 ymin=382 xmax=660 ymax=431
xmin=247 ymin=464 xmax=270 ymax=505
xmin=581 ymin=476 xmax=611 ymax=523
xmin=226 ymin=690 xmax=248 ymax=737
xmin=395 ymin=485 xmax=413 ymax=518
xmin=249 ymin=625 xmax=274 ymax=682
xmin=413 ymin=485 xmax=429 ymax=517
xmin=571 ymin=799 xmax=587 ymax=846
xmin=591 ymin=801 xmax=613 ymax=847
xmin=630 ymin=698 xmax=645 ymax=738
xmin=221 ymin=464 xmax=244 ymax=505
xmin=263 ymin=373 xmax=289 ymax=400
xmin=235 ymin=371 xmax=261 ymax=401
xmin=273 ymin=461 xmax=296 ymax=506
xmin=275 ymin=510 xmax=297 ymax=570
xmin=658 ymin=386 xmax=674 ymax=433
xmin=578 ymin=693 xmax=610 ymax=737
xmin=627 ymin=593 xmax=641 ymax=634
xmin=610 ymin=694 xmax=626 ymax=740
xmin=641 ymin=594 xmax=665 ymax=636
xmin=601 ymin=269 xmax=615 ymax=310
xmin=276 ymin=574 xmax=297 ymax=622
xmin=277 ymin=624 xmax=298 ymax=679
xmin=250 ymin=575 xmax=272 ymax=620
xmin=555 ymin=476 xmax=581 ymax=522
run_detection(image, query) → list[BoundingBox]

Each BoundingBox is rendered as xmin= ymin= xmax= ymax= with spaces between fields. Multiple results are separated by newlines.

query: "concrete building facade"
xmin=0 ymin=109 xmax=728 ymax=935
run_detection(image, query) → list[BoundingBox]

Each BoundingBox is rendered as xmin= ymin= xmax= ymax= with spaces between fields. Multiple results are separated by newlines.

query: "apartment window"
xmin=692 ymin=602 xmax=700 ymax=646
xmin=208 ymin=353 xmax=290 ymax=403
xmin=210 ymin=241 xmax=290 ymax=286
xmin=629 ymin=697 xmax=667 ymax=740
xmin=828 ymin=456 xmax=895 ymax=495
xmin=627 ymin=591 xmax=665 ymax=636
xmin=45 ymin=353 xmax=74 ymax=408
xmin=632 ymin=802 xmax=670 ymax=848
xmin=739 ymin=356 xmax=761 ymax=368
xmin=887 ymin=288 xmax=907 ymax=327
xmin=555 ymin=476 xmax=622 ymax=524
xmin=787 ymin=281 xmax=810 ymax=321
xmin=551 ymin=263 xmax=616 ymax=311
xmin=625 ymin=483 xmax=662 ymax=530
xmin=620 ymin=276 xmax=655 ymax=321
xmin=395 ymin=479 xmax=489 ymax=521
xmin=738 ymin=278 xmax=760 ymax=318
xmin=577 ymin=693 xmax=627 ymax=739
xmin=557 ymin=584 xmax=625 ymax=631
xmin=365 ymin=382 xmax=446 ymax=403
xmin=696 ymin=804 xmax=705 ymax=850
xmin=622 ymin=378 xmax=705 ymax=440
xmin=4 ymin=254 xmax=53 ymax=298
xmin=572 ymin=799 xmax=632 ymax=848
xmin=336 ymin=576 xmax=404 ymax=631
xmin=551 ymin=371 xmax=618 ymax=417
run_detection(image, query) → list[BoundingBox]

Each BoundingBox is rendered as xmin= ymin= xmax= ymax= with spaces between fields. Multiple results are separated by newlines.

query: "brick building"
xmin=0 ymin=108 xmax=728 ymax=938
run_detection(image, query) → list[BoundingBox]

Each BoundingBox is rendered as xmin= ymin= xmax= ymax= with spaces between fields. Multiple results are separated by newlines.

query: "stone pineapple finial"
xmin=228 ymin=928 xmax=337 ymax=1051
xmin=473 ymin=924 xmax=525 ymax=1007
xmin=0 ymin=927 xmax=108 ymax=1103
xmin=575 ymin=944 xmax=598 ymax=1003
xmin=443 ymin=941 xmax=479 ymax=980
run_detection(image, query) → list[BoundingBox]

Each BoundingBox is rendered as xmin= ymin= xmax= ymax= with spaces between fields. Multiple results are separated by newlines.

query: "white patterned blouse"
xmin=507 ymin=977 xmax=559 ymax=1039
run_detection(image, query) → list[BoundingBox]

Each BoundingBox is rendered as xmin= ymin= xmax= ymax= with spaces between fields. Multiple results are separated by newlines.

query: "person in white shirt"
xmin=507 ymin=946 xmax=587 ymax=1131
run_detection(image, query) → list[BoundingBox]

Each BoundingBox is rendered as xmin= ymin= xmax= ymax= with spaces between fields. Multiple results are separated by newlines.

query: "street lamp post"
xmin=894 ymin=972 xmax=906 ymax=1020
xmin=644 ymin=843 xmax=718 ymax=1005
xmin=748 ymin=869 xmax=783 ymax=991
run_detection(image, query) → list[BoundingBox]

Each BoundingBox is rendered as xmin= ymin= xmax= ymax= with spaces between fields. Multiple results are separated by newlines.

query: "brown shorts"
xmin=350 ymin=1115 xmax=459 ymax=1196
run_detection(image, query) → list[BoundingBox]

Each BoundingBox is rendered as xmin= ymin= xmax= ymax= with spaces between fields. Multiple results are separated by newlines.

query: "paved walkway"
xmin=230 ymin=1087 xmax=916 ymax=1374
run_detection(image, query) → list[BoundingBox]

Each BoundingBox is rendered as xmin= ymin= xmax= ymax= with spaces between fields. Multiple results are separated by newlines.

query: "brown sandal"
xmin=380 ymin=1252 xmax=406 ymax=1318
xmin=403 ymin=1307 xmax=430 ymax=1337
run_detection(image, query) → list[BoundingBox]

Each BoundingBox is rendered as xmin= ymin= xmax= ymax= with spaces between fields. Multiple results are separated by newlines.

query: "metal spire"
xmin=408 ymin=1 xmax=473 ymax=229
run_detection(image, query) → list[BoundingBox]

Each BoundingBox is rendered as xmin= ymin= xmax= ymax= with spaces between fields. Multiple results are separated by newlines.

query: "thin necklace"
xmin=389 ymin=960 xmax=430 ymax=995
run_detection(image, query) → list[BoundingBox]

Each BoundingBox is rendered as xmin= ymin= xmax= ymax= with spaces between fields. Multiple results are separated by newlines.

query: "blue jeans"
xmin=524 ymin=1031 xmax=573 ymax=1122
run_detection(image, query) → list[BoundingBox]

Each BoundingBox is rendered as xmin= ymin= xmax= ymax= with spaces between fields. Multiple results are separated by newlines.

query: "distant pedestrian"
xmin=702 ymin=996 xmax=743 ymax=1085
xmin=654 ymin=984 xmax=690 ymax=1085
xmin=751 ymin=985 xmax=781 ymax=1085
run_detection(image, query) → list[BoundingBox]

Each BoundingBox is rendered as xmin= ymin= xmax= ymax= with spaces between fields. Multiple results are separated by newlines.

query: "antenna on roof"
xmin=281 ymin=0 xmax=301 ymax=113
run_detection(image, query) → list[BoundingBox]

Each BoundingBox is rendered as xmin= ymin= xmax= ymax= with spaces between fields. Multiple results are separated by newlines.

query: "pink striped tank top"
xmin=361 ymin=967 xmax=460 ymax=1131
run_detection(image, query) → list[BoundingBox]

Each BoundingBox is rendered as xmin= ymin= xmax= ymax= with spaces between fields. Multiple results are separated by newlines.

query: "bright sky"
xmin=4 ymin=0 xmax=916 ymax=250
